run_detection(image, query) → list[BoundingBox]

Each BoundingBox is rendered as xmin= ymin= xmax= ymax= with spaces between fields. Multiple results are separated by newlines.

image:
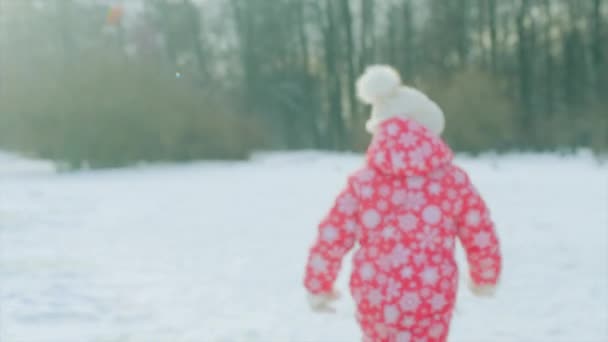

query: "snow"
xmin=1 ymin=151 xmax=607 ymax=342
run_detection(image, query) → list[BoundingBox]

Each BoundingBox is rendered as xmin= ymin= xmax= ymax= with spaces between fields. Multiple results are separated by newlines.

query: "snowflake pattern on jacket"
xmin=304 ymin=117 xmax=501 ymax=342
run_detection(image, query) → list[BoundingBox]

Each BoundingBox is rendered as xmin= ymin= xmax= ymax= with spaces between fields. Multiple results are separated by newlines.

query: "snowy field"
xmin=1 ymin=151 xmax=607 ymax=342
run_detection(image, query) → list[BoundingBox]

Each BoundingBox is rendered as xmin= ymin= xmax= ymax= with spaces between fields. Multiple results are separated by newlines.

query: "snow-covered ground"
xmin=1 ymin=151 xmax=607 ymax=342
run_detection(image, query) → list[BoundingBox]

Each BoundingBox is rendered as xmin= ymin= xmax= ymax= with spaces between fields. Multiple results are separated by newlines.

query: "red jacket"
xmin=303 ymin=117 xmax=501 ymax=339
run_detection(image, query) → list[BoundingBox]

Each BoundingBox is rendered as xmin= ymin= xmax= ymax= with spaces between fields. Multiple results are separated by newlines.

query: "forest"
xmin=1 ymin=0 xmax=606 ymax=168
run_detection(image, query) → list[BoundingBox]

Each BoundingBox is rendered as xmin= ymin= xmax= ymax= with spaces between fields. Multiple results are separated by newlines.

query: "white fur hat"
xmin=356 ymin=65 xmax=445 ymax=136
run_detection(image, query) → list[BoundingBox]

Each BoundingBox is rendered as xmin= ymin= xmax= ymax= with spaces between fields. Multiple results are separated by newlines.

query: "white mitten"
xmin=307 ymin=289 xmax=340 ymax=313
xmin=468 ymin=278 xmax=497 ymax=297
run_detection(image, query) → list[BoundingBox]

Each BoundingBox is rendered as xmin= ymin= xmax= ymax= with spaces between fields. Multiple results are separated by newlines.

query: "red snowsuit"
xmin=304 ymin=117 xmax=502 ymax=342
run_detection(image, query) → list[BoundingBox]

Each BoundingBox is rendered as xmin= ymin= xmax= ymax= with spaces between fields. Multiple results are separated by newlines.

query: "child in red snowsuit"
xmin=303 ymin=65 xmax=502 ymax=342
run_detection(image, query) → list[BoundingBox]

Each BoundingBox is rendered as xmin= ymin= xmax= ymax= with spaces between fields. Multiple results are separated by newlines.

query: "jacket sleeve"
xmin=303 ymin=178 xmax=359 ymax=295
xmin=454 ymin=169 xmax=502 ymax=286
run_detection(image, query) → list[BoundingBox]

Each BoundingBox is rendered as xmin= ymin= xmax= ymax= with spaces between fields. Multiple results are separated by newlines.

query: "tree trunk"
xmin=591 ymin=0 xmax=604 ymax=98
xmin=58 ymin=0 xmax=76 ymax=65
xmin=230 ymin=0 xmax=256 ymax=115
xmin=517 ymin=0 xmax=534 ymax=145
xmin=339 ymin=0 xmax=358 ymax=123
xmin=401 ymin=0 xmax=415 ymax=79
xmin=542 ymin=0 xmax=555 ymax=147
xmin=457 ymin=0 xmax=469 ymax=66
xmin=477 ymin=0 xmax=488 ymax=69
xmin=295 ymin=0 xmax=310 ymax=72
xmin=324 ymin=0 xmax=345 ymax=149
xmin=359 ymin=0 xmax=375 ymax=70
xmin=488 ymin=0 xmax=498 ymax=73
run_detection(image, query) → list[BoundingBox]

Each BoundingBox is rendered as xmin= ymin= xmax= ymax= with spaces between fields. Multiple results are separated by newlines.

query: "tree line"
xmin=1 ymin=0 xmax=606 ymax=168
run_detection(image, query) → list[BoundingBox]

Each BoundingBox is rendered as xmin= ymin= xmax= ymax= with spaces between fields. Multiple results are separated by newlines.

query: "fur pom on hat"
xmin=356 ymin=65 xmax=446 ymax=136
xmin=356 ymin=65 xmax=401 ymax=105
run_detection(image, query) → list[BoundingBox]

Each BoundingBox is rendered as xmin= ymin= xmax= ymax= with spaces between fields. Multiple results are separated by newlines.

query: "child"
xmin=303 ymin=65 xmax=502 ymax=342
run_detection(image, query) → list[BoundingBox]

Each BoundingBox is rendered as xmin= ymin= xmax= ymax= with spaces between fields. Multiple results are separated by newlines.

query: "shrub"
xmin=0 ymin=53 xmax=268 ymax=169
xmin=422 ymin=69 xmax=517 ymax=153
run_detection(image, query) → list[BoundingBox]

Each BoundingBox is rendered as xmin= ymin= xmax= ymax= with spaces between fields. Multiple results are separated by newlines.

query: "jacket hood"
xmin=366 ymin=117 xmax=453 ymax=176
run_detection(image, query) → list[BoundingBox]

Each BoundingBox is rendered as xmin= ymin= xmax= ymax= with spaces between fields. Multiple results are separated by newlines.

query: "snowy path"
xmin=1 ymin=152 xmax=607 ymax=342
